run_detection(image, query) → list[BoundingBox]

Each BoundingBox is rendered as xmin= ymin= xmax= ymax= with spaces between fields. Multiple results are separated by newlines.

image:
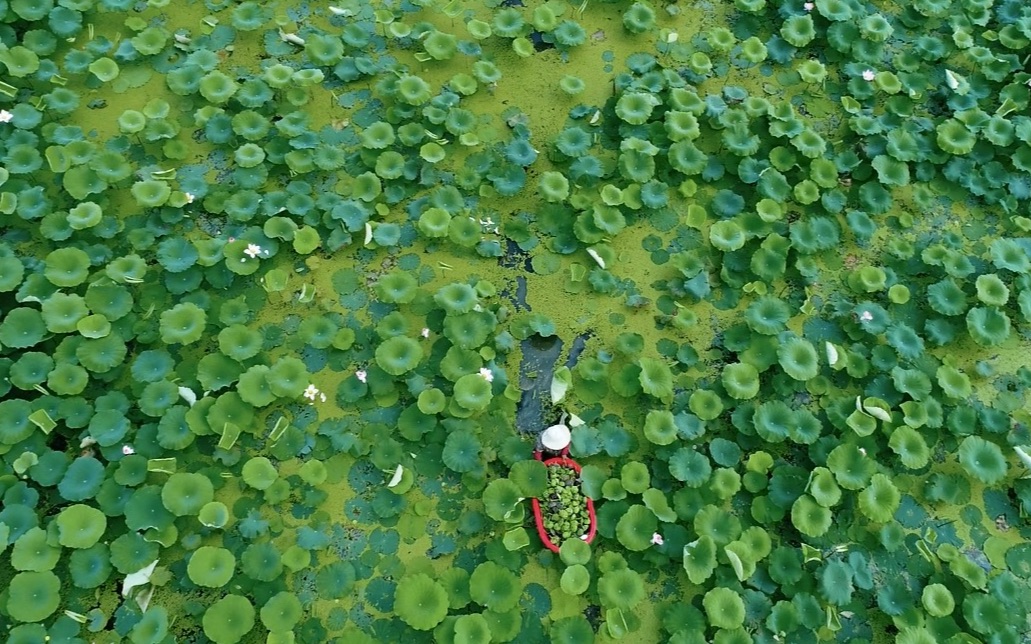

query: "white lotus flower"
xmin=862 ymin=69 xmax=876 ymax=82
xmin=479 ymin=367 xmax=494 ymax=383
xmin=303 ymin=384 xmax=321 ymax=401
xmin=355 ymin=369 xmax=367 ymax=383
xmin=421 ymin=327 xmax=430 ymax=338
xmin=244 ymin=243 xmax=262 ymax=259
xmin=0 ymin=109 xmax=14 ymax=123
xmin=184 ymin=192 xmax=195 ymax=204
xmin=122 ymin=445 xmax=135 ymax=455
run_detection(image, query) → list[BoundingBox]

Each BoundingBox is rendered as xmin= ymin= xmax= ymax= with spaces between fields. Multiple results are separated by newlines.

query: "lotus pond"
xmin=3 ymin=0 xmax=1031 ymax=641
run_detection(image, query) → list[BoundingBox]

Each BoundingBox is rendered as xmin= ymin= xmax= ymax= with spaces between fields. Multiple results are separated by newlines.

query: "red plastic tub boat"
xmin=531 ymin=447 xmax=597 ymax=553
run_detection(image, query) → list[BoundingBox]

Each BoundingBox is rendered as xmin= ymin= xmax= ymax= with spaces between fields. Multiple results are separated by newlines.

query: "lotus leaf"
xmin=267 ymin=357 xmax=308 ymax=397
xmin=199 ymin=501 xmax=230 ymax=528
xmin=202 ymin=595 xmax=255 ymax=644
xmin=6 ymin=571 xmax=61 ymax=623
xmin=242 ymin=456 xmax=278 ymax=490
xmin=218 ymin=324 xmax=263 ymax=361
xmin=124 ymin=486 xmax=174 ymax=532
xmin=12 ymin=527 xmax=61 ymax=571
xmin=453 ymin=373 xmax=493 ymax=411
xmin=694 ymin=505 xmax=740 ymax=546
xmin=966 ymin=306 xmax=1010 ymax=346
xmin=423 ymin=30 xmax=458 ymax=60
xmin=777 ymin=337 xmax=818 ymax=381
xmin=722 ymin=362 xmax=760 ymax=399
xmin=509 ymin=460 xmax=547 ymax=497
xmin=67 ymin=543 xmax=111 ymax=590
xmin=161 ymin=472 xmax=213 ymax=516
xmin=483 ymin=479 xmax=523 ymax=522
xmin=56 ymin=503 xmax=107 ymax=549
xmin=242 ymin=541 xmax=283 ymax=582
xmin=260 ymin=591 xmax=301 ymax=633
xmin=615 ymin=504 xmax=657 ymax=551
xmin=975 ymin=273 xmax=1009 ymax=306
xmin=921 ymin=583 xmax=954 ymax=617
xmin=858 ymin=474 xmax=901 ymax=523
xmin=58 ymin=456 xmax=105 ymax=501
xmin=159 ymin=302 xmax=206 ymax=345
xmin=958 ymin=436 xmax=1007 ymax=485
xmin=188 ymin=546 xmax=236 ymax=587
xmin=375 ymin=336 xmax=424 ymax=376
xmin=790 ymin=494 xmax=832 ymax=537
xmin=395 ymin=573 xmax=449 ymax=630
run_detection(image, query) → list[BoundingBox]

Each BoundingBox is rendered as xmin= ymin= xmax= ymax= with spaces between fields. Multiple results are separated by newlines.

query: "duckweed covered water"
xmin=2 ymin=0 xmax=1031 ymax=642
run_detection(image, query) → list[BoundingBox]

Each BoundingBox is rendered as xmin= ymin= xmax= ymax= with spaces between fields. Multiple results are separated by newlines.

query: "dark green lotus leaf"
xmin=615 ymin=505 xmax=657 ymax=551
xmin=469 ymin=561 xmax=521 ymax=612
xmin=958 ymin=436 xmax=1007 ymax=485
xmin=453 ymin=373 xmax=493 ymax=411
xmin=819 ymin=560 xmax=854 ymax=606
xmin=597 ymin=568 xmax=644 ymax=610
xmin=0 ymin=307 xmax=47 ymax=349
xmin=130 ymin=607 xmax=170 ymax=644
xmin=124 ymin=485 xmax=175 ymax=532
xmin=109 ymin=531 xmax=159 ymax=574
xmin=58 ymin=456 xmax=105 ymax=501
xmin=69 ymin=543 xmax=112 ymax=589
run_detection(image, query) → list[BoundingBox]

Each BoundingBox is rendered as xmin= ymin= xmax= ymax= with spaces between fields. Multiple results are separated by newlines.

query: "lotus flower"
xmin=0 ymin=109 xmax=13 ymax=123
xmin=303 ymin=384 xmax=321 ymax=401
xmin=184 ymin=192 xmax=195 ymax=204
xmin=804 ymin=1 xmax=814 ymax=9
xmin=479 ymin=367 xmax=494 ymax=383
xmin=421 ymin=327 xmax=430 ymax=338
xmin=651 ymin=533 xmax=664 ymax=546
xmin=244 ymin=243 xmax=262 ymax=259
xmin=122 ymin=445 xmax=135 ymax=455
xmin=862 ymin=69 xmax=876 ymax=81
xmin=355 ymin=369 xmax=367 ymax=383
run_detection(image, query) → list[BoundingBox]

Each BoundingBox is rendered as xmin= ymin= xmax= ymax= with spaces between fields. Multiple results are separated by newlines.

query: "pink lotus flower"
xmin=862 ymin=69 xmax=876 ymax=82
xmin=122 ymin=445 xmax=135 ymax=455
xmin=859 ymin=310 xmax=873 ymax=322
xmin=479 ymin=367 xmax=494 ymax=383
xmin=651 ymin=533 xmax=664 ymax=546
xmin=355 ymin=369 xmax=367 ymax=383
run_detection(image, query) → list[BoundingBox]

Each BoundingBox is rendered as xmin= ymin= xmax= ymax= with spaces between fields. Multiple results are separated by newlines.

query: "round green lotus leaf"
xmin=688 ymin=389 xmax=723 ymax=422
xmin=434 ymin=283 xmax=478 ymax=315
xmin=722 ymin=362 xmax=759 ymax=399
xmin=129 ymin=606 xmax=169 ymax=644
xmin=12 ymin=527 xmax=61 ymax=571
xmin=9 ymin=351 xmax=53 ymax=390
xmin=261 ymin=356 xmax=306 ymax=398
xmin=124 ymin=485 xmax=175 ymax=533
xmin=131 ymin=180 xmax=172 ymax=208
xmin=858 ymin=474 xmax=901 ymax=523
xmin=236 ymin=365 xmax=276 ymax=407
xmin=469 ymin=561 xmax=520 ymax=612
xmin=615 ymin=505 xmax=658 ymax=551
xmin=502 ymin=460 xmax=544 ymax=499
xmin=937 ymin=119 xmax=976 ymax=155
xmin=790 ymin=494 xmax=832 ymax=537
xmin=745 ymin=296 xmax=790 ymax=335
xmin=640 ymin=409 xmax=675 ymax=446
xmin=43 ymin=247 xmax=90 ymax=288
xmin=966 ymin=306 xmax=1010 ymax=346
xmin=199 ymin=501 xmax=230 ymax=529
xmin=807 ymin=467 xmax=841 ymax=508
xmin=217 ymin=323 xmax=263 ymax=362
xmin=597 ymin=568 xmax=644 ymax=610
xmin=958 ymin=436 xmax=1007 ymax=485
xmin=888 ymin=426 xmax=930 ymax=469
xmin=161 ymin=473 xmax=214 ymax=517
xmin=921 ymin=583 xmax=954 ymax=617
xmin=6 ymin=571 xmax=61 ymax=622
xmin=637 ymin=357 xmax=673 ymax=401
xmin=396 ymin=73 xmax=432 ymax=105
xmin=550 ymin=615 xmax=595 ymax=644
xmin=374 ymin=336 xmax=424 ymax=377
xmin=58 ymin=456 xmax=105 ymax=502
xmin=702 ymin=587 xmax=745 ymax=630
xmin=74 ymin=334 xmax=127 ymax=373
xmin=159 ymin=302 xmax=206 ymax=345
xmin=237 ymin=541 xmax=282 ymax=583
xmin=56 ymin=503 xmax=107 ymax=549
xmin=777 ymin=337 xmax=818 ymax=380
xmin=258 ymin=591 xmax=301 ymax=633
xmin=556 ymin=539 xmax=592 ymax=568
xmin=620 ymin=462 xmax=650 ymax=494
xmin=202 ymin=594 xmax=254 ymax=644
xmin=67 ymin=542 xmax=110 ymax=590
xmin=0 ymin=255 xmax=25 ymax=293
xmin=188 ymin=546 xmax=236 ymax=588
xmin=668 ymin=448 xmax=712 ymax=487
xmin=242 ymin=456 xmax=278 ymax=490
xmin=0 ymin=308 xmax=45 ymax=350
xmin=453 ymin=373 xmax=493 ymax=411
xmin=395 ymin=573 xmax=450 ymax=630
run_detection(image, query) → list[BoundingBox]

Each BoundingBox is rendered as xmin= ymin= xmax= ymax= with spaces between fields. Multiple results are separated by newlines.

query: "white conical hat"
xmin=541 ymin=423 xmax=571 ymax=451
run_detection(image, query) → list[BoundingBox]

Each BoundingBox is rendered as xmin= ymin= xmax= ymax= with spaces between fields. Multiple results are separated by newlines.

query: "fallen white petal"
xmin=825 ymin=342 xmax=839 ymax=366
xmin=388 ymin=464 xmax=404 ymax=488
xmin=364 ymin=222 xmax=373 ymax=246
xmin=122 ymin=559 xmax=159 ymax=598
xmin=586 ymin=248 xmax=606 ymax=269
xmin=568 ymin=413 xmax=585 ymax=428
xmin=1014 ymin=446 xmax=1031 ymax=477
xmin=864 ymin=404 xmax=891 ymax=422
xmin=178 ymin=386 xmax=197 ymax=407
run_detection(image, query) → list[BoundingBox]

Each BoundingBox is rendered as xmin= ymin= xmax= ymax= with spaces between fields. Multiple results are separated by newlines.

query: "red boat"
xmin=531 ymin=447 xmax=597 ymax=553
